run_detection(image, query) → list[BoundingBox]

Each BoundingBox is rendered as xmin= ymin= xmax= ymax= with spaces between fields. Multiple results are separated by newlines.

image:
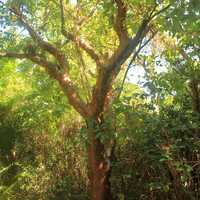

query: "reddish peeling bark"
xmin=86 ymin=119 xmax=113 ymax=200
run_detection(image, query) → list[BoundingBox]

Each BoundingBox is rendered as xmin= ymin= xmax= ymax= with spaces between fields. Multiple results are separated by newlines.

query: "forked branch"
xmin=91 ymin=3 xmax=171 ymax=116
xmin=0 ymin=3 xmax=91 ymax=118
xmin=10 ymin=7 xmax=68 ymax=70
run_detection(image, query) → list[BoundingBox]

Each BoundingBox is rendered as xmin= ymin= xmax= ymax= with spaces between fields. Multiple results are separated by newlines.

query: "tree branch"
xmin=64 ymin=32 xmax=102 ymax=66
xmin=10 ymin=7 xmax=68 ymax=70
xmin=91 ymin=17 xmax=150 ymax=116
xmin=77 ymin=0 xmax=100 ymax=27
xmin=113 ymin=0 xmax=129 ymax=45
xmin=0 ymin=51 xmax=90 ymax=118
xmin=60 ymin=0 xmax=102 ymax=66
xmin=0 ymin=52 xmax=27 ymax=59
xmin=150 ymin=4 xmax=171 ymax=20
xmin=29 ymin=56 xmax=90 ymax=117
xmin=0 ymin=51 xmax=62 ymax=81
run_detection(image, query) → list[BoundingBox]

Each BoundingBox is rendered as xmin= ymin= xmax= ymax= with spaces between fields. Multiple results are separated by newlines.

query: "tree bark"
xmin=86 ymin=118 xmax=113 ymax=200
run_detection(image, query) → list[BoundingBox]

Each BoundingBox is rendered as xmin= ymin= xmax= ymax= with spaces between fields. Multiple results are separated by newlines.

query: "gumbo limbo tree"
xmin=0 ymin=0 xmax=169 ymax=199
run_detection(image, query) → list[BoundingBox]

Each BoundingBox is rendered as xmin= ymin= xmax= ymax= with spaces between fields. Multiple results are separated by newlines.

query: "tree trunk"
xmin=167 ymin=159 xmax=192 ymax=200
xmin=86 ymin=119 xmax=113 ymax=200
